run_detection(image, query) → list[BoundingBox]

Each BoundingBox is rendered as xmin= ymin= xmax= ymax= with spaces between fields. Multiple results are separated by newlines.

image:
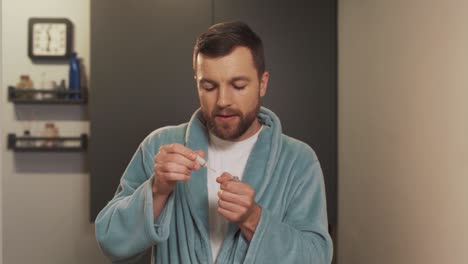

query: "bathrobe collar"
xmin=183 ymin=106 xmax=283 ymax=238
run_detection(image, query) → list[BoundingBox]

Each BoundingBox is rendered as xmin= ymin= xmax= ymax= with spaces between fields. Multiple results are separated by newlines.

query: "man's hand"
xmin=216 ymin=172 xmax=262 ymax=241
xmin=152 ymin=143 xmax=204 ymax=219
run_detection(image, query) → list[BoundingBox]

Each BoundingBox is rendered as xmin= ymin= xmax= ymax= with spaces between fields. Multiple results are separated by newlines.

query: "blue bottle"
xmin=68 ymin=52 xmax=81 ymax=99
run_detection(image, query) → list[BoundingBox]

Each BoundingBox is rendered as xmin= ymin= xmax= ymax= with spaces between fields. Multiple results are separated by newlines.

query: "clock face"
xmin=28 ymin=18 xmax=73 ymax=60
xmin=32 ymin=23 xmax=68 ymax=56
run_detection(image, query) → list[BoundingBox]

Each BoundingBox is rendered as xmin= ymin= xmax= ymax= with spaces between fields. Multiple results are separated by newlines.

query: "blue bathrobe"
xmin=95 ymin=107 xmax=333 ymax=263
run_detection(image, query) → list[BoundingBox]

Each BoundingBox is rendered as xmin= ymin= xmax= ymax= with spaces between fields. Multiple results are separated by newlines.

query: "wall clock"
xmin=28 ymin=18 xmax=73 ymax=60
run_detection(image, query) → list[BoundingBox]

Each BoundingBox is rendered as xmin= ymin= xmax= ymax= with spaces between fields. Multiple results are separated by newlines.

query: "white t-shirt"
xmin=207 ymin=126 xmax=262 ymax=263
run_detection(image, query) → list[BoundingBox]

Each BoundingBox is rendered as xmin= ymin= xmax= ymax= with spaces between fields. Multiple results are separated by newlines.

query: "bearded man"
xmin=96 ymin=21 xmax=333 ymax=264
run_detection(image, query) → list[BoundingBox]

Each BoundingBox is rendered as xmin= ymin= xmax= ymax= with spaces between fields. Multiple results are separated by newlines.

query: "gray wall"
xmin=91 ymin=0 xmax=337 ymax=227
xmin=338 ymin=1 xmax=468 ymax=263
xmin=0 ymin=0 xmax=3 ymax=261
xmin=1 ymin=0 xmax=108 ymax=263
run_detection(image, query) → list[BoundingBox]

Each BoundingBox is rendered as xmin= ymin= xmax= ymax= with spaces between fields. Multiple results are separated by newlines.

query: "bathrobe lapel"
xmin=181 ymin=107 xmax=284 ymax=262
xmin=181 ymin=109 xmax=212 ymax=263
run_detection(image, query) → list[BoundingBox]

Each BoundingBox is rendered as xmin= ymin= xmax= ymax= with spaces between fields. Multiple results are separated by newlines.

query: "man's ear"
xmin=259 ymin=71 xmax=270 ymax=97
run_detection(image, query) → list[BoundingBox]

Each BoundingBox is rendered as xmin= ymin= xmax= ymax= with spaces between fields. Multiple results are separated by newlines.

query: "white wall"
xmin=0 ymin=0 xmax=3 ymax=262
xmin=1 ymin=0 xmax=108 ymax=263
xmin=338 ymin=1 xmax=468 ymax=264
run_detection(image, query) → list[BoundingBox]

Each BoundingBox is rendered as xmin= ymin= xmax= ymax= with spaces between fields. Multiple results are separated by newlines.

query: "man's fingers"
xmin=218 ymin=189 xmax=252 ymax=208
xmin=156 ymin=167 xmax=191 ymax=181
xmin=220 ymin=181 xmax=254 ymax=196
xmin=156 ymin=144 xmax=203 ymax=171
xmin=216 ymin=172 xmax=234 ymax=183
xmin=217 ymin=207 xmax=244 ymax=223
xmin=195 ymin=150 xmax=205 ymax=158
xmin=218 ymin=199 xmax=246 ymax=214
xmin=217 ymin=207 xmax=236 ymax=220
xmin=156 ymin=153 xmax=197 ymax=170
xmin=152 ymin=144 xmax=199 ymax=195
xmin=163 ymin=172 xmax=191 ymax=181
xmin=160 ymin=143 xmax=197 ymax=161
xmin=157 ymin=162 xmax=192 ymax=175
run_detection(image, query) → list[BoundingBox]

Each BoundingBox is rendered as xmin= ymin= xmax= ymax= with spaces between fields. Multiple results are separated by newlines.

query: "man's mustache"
xmin=212 ymin=108 xmax=242 ymax=116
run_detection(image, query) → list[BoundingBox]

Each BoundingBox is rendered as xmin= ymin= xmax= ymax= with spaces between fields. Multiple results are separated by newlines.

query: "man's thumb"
xmin=216 ymin=172 xmax=232 ymax=183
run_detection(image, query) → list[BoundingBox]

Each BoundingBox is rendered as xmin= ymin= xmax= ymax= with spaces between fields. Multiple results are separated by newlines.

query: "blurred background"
xmin=1 ymin=0 xmax=467 ymax=263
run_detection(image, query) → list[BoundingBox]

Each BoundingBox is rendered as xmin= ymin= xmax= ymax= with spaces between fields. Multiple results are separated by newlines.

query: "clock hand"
xmin=47 ymin=27 xmax=52 ymax=52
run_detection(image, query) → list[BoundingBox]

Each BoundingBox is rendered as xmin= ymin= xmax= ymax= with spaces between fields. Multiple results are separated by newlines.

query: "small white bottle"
xmin=21 ymin=130 xmax=35 ymax=148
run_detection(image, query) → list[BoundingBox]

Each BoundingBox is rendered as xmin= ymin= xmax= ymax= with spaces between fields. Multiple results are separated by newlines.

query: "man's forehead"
xmin=196 ymin=47 xmax=257 ymax=79
xmin=198 ymin=75 xmax=252 ymax=83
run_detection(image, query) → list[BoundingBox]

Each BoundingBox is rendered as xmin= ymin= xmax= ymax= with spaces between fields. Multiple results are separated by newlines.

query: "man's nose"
xmin=216 ymin=86 xmax=232 ymax=108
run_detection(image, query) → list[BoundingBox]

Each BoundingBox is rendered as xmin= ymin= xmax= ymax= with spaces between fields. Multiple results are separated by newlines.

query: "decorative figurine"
xmin=41 ymin=123 xmax=60 ymax=147
xmin=16 ymin=75 xmax=34 ymax=100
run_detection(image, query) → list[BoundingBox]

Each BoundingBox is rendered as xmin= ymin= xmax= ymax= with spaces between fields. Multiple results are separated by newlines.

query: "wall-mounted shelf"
xmin=8 ymin=86 xmax=87 ymax=104
xmin=7 ymin=133 xmax=88 ymax=152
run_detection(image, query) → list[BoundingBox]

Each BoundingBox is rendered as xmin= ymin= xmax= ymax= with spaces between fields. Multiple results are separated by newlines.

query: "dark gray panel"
xmin=214 ymin=0 xmax=337 ymax=224
xmin=91 ymin=0 xmax=337 ymax=228
xmin=90 ymin=0 xmax=212 ymax=221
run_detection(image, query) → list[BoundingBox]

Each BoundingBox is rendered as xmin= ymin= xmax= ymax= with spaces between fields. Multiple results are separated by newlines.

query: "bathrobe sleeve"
xmin=244 ymin=153 xmax=333 ymax=263
xmin=95 ymin=142 xmax=175 ymax=263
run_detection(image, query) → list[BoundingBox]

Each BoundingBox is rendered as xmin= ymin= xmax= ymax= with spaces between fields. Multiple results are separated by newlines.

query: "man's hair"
xmin=193 ymin=21 xmax=265 ymax=78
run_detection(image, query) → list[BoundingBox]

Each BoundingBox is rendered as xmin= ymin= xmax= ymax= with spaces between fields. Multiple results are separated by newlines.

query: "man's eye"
xmin=233 ymin=85 xmax=246 ymax=90
xmin=202 ymin=85 xmax=216 ymax=91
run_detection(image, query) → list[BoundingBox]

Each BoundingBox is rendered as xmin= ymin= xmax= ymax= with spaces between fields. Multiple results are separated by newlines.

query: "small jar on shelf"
xmin=40 ymin=123 xmax=61 ymax=147
xmin=16 ymin=75 xmax=34 ymax=100
xmin=18 ymin=130 xmax=35 ymax=148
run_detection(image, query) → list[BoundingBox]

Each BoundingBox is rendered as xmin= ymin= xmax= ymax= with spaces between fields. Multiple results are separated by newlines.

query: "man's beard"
xmin=202 ymin=101 xmax=260 ymax=141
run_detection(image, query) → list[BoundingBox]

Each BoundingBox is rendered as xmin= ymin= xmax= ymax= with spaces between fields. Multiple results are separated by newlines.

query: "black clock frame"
xmin=28 ymin=18 xmax=73 ymax=61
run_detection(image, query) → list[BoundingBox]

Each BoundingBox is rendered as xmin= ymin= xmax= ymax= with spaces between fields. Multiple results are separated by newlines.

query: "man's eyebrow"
xmin=199 ymin=76 xmax=251 ymax=84
xmin=199 ymin=78 xmax=217 ymax=85
xmin=230 ymin=76 xmax=251 ymax=83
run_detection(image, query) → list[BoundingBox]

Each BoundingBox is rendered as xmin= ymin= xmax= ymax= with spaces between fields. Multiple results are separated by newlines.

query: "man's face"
xmin=195 ymin=46 xmax=269 ymax=141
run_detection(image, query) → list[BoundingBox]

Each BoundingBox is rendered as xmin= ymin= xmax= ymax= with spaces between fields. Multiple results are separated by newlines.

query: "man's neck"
xmin=232 ymin=119 xmax=262 ymax=142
